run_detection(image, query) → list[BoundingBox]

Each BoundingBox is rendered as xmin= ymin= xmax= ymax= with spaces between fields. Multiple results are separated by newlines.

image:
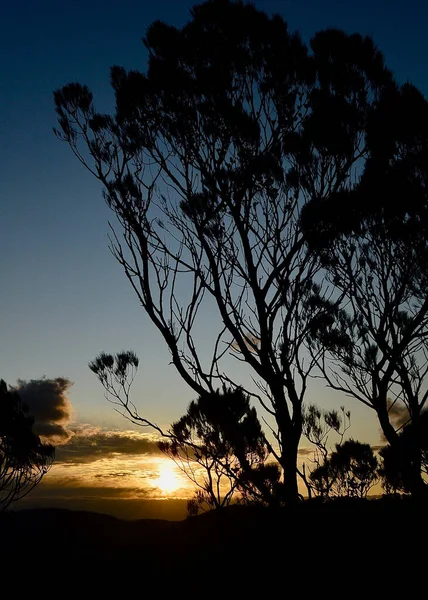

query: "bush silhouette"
xmin=310 ymin=439 xmax=378 ymax=499
xmin=159 ymin=387 xmax=277 ymax=514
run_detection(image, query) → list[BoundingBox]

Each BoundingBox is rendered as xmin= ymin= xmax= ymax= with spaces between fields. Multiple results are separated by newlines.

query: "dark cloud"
xmin=15 ymin=378 xmax=73 ymax=443
xmin=387 ymin=398 xmax=410 ymax=429
xmin=378 ymin=398 xmax=410 ymax=442
xmin=94 ymin=472 xmax=133 ymax=479
xmin=56 ymin=426 xmax=163 ymax=464
xmin=92 ymin=470 xmax=160 ymax=481
xmin=21 ymin=479 xmax=150 ymax=500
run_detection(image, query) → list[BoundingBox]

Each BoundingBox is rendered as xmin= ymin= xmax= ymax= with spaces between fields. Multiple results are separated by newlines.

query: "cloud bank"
xmin=56 ymin=426 xmax=163 ymax=464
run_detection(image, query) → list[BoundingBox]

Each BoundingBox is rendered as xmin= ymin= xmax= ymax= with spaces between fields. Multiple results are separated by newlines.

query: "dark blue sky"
xmin=1 ymin=0 xmax=427 ymax=435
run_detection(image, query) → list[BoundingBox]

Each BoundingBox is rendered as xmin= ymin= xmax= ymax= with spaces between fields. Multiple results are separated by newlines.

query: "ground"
xmin=1 ymin=499 xmax=426 ymax=574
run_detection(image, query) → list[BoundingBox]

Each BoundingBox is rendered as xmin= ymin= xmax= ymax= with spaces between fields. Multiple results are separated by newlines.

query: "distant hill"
xmin=16 ymin=495 xmax=189 ymax=521
xmin=1 ymin=499 xmax=426 ymax=569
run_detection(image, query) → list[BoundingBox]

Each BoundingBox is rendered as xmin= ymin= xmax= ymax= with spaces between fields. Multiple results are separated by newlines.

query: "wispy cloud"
xmin=298 ymin=447 xmax=314 ymax=457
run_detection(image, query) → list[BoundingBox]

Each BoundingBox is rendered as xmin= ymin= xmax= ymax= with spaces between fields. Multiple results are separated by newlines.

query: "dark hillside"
xmin=2 ymin=498 xmax=426 ymax=570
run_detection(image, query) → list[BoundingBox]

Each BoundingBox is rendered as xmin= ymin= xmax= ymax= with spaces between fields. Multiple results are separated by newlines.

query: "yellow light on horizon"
xmin=153 ymin=462 xmax=180 ymax=494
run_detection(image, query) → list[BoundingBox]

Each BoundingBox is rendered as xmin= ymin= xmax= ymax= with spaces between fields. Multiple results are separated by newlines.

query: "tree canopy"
xmin=301 ymin=76 xmax=428 ymax=496
xmin=0 ymin=380 xmax=54 ymax=511
xmin=159 ymin=386 xmax=279 ymax=513
xmin=55 ymin=0 xmax=428 ymax=501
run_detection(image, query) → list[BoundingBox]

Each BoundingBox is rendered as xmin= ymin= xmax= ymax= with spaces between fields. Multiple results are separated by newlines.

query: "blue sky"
xmin=1 ymin=0 xmax=428 ymax=441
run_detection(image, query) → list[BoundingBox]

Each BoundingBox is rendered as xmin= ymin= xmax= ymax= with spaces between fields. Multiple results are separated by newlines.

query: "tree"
xmin=379 ymin=410 xmax=428 ymax=494
xmin=55 ymin=0 xmax=396 ymax=502
xmin=90 ymin=352 xmax=280 ymax=509
xmin=0 ymin=380 xmax=54 ymax=511
xmin=159 ymin=386 xmax=272 ymax=513
xmin=301 ymin=403 xmax=351 ymax=498
xmin=301 ymin=82 xmax=428 ymax=496
xmin=310 ymin=439 xmax=378 ymax=499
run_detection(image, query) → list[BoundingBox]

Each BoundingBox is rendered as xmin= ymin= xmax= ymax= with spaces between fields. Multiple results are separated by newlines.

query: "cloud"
xmin=298 ymin=447 xmax=313 ymax=457
xmin=378 ymin=398 xmax=410 ymax=442
xmin=386 ymin=398 xmax=410 ymax=429
xmin=18 ymin=485 xmax=189 ymax=520
xmin=22 ymin=479 xmax=150 ymax=500
xmin=231 ymin=332 xmax=260 ymax=354
xmin=94 ymin=472 xmax=133 ymax=479
xmin=55 ymin=426 xmax=164 ymax=464
xmin=15 ymin=378 xmax=73 ymax=444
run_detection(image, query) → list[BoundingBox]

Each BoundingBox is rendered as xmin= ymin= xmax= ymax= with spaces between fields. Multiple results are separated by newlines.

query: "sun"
xmin=153 ymin=462 xmax=180 ymax=493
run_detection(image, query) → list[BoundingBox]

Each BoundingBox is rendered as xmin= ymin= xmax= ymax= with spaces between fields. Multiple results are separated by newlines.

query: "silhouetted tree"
xmin=302 ymin=81 xmax=428 ymax=497
xmin=238 ymin=461 xmax=285 ymax=505
xmin=88 ymin=351 xmax=152 ymax=427
xmin=159 ymin=387 xmax=272 ymax=513
xmin=89 ymin=353 xmax=278 ymax=510
xmin=56 ymin=0 xmax=397 ymax=502
xmin=301 ymin=403 xmax=351 ymax=498
xmin=378 ymin=444 xmax=406 ymax=496
xmin=379 ymin=410 xmax=428 ymax=494
xmin=310 ymin=439 xmax=378 ymax=499
xmin=0 ymin=380 xmax=54 ymax=511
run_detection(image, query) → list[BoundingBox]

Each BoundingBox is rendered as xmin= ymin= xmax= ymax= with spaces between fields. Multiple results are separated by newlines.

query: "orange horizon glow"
xmin=153 ymin=462 xmax=181 ymax=494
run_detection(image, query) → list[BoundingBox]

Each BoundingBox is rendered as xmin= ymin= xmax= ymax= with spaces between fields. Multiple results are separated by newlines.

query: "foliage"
xmin=379 ymin=411 xmax=428 ymax=494
xmin=88 ymin=351 xmax=162 ymax=429
xmin=309 ymin=439 xmax=378 ymax=499
xmin=0 ymin=380 xmax=54 ymax=511
xmin=301 ymin=78 xmax=428 ymax=496
xmin=56 ymin=0 xmax=410 ymax=501
xmin=159 ymin=386 xmax=271 ymax=512
xmin=301 ymin=403 xmax=351 ymax=498
xmin=238 ymin=461 xmax=284 ymax=505
xmin=90 ymin=354 xmax=279 ymax=511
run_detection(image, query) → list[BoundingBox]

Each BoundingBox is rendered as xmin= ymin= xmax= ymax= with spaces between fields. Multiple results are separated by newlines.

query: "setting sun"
xmin=153 ymin=462 xmax=180 ymax=493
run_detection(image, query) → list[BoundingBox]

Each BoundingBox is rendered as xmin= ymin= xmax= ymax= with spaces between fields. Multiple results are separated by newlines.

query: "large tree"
xmin=55 ymin=0 xmax=396 ymax=502
xmin=0 ymin=380 xmax=54 ymax=511
xmin=302 ymin=82 xmax=428 ymax=496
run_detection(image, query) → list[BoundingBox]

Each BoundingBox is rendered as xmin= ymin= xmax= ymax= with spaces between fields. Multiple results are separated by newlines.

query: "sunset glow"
xmin=153 ymin=462 xmax=180 ymax=493
xmin=5 ymin=0 xmax=427 ymax=527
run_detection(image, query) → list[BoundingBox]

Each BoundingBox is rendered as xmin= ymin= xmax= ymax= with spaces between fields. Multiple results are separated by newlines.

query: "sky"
xmin=1 ymin=0 xmax=428 ymax=518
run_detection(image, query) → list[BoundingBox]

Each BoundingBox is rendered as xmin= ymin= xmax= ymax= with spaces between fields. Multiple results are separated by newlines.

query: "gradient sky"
xmin=2 ymin=0 xmax=428 ymax=516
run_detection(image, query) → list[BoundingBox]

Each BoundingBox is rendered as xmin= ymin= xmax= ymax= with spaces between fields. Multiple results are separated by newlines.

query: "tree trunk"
xmin=273 ymin=383 xmax=301 ymax=504
xmin=406 ymin=431 xmax=427 ymax=498
xmin=280 ymin=430 xmax=300 ymax=504
xmin=378 ymin=405 xmax=427 ymax=497
xmin=377 ymin=405 xmax=400 ymax=447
